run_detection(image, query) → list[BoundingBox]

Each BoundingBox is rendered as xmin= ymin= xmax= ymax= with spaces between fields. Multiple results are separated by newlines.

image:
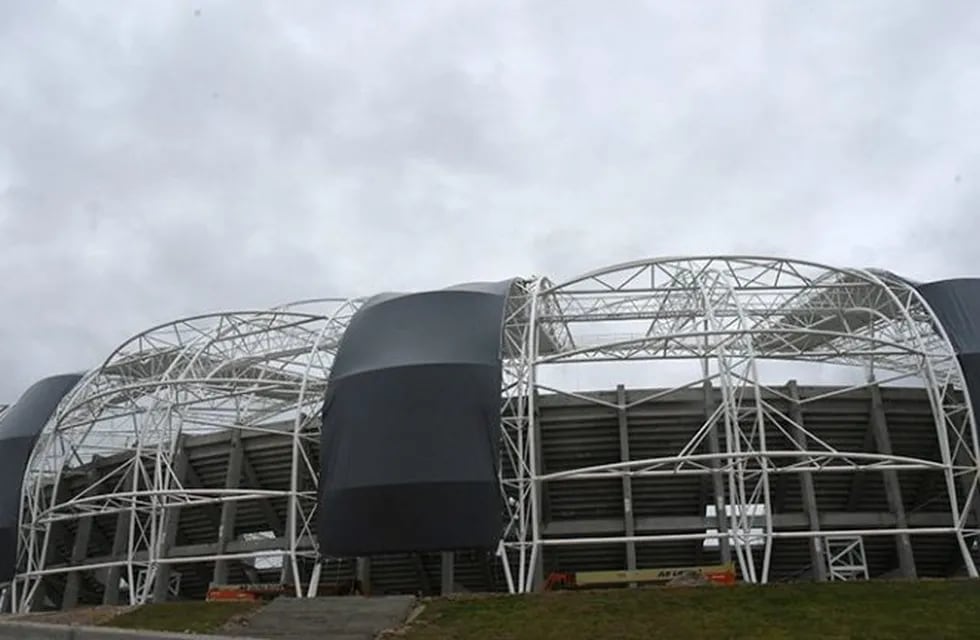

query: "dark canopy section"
xmin=319 ymin=280 xmax=515 ymax=556
xmin=918 ymin=279 xmax=980 ymax=406
xmin=0 ymin=373 xmax=82 ymax=583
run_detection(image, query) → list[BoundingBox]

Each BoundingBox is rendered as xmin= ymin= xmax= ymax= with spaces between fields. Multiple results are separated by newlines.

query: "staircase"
xmin=228 ymin=595 xmax=417 ymax=640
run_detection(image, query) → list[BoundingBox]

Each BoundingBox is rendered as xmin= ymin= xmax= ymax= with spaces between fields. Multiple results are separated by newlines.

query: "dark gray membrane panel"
xmin=0 ymin=374 xmax=82 ymax=583
xmin=319 ymin=280 xmax=514 ymax=556
xmin=919 ymin=279 xmax=980 ymax=405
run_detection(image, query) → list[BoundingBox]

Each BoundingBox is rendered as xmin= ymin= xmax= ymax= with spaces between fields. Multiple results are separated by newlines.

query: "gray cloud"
xmin=2 ymin=0 xmax=980 ymax=399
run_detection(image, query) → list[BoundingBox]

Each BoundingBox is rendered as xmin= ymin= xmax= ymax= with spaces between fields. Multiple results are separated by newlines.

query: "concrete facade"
xmin=20 ymin=382 xmax=977 ymax=609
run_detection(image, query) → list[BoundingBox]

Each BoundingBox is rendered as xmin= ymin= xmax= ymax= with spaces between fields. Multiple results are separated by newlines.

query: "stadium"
xmin=2 ymin=255 xmax=980 ymax=612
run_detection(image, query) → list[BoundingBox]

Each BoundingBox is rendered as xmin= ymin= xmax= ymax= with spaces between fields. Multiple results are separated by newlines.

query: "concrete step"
xmin=227 ymin=595 xmax=416 ymax=640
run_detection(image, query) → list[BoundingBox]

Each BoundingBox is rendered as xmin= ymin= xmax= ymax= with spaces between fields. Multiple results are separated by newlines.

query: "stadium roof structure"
xmin=2 ymin=255 xmax=980 ymax=611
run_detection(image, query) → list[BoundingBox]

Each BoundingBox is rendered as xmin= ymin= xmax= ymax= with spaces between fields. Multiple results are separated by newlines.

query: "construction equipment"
xmin=206 ymin=583 xmax=287 ymax=602
xmin=544 ymin=562 xmax=737 ymax=590
xmin=206 ymin=579 xmax=365 ymax=601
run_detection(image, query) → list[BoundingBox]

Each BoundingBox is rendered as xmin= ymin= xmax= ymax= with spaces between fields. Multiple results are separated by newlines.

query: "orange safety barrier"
xmin=206 ymin=583 xmax=286 ymax=602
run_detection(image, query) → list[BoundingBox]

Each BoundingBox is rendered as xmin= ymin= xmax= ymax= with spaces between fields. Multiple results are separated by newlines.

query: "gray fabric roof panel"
xmin=330 ymin=288 xmax=513 ymax=379
xmin=319 ymin=280 xmax=514 ymax=556
xmin=918 ymin=279 xmax=980 ymax=424
xmin=918 ymin=279 xmax=980 ymax=354
xmin=0 ymin=373 xmax=82 ymax=583
xmin=958 ymin=353 xmax=980 ymax=408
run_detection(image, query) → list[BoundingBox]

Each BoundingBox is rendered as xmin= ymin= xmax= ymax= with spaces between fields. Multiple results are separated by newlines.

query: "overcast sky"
xmin=2 ymin=1 xmax=979 ymax=401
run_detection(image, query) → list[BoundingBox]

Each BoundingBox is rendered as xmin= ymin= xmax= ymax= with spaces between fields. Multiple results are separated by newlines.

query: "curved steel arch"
xmin=507 ymin=256 xmax=980 ymax=591
xmin=9 ymin=256 xmax=980 ymax=607
xmin=543 ymin=254 xmax=882 ymax=292
xmin=14 ymin=301 xmax=361 ymax=610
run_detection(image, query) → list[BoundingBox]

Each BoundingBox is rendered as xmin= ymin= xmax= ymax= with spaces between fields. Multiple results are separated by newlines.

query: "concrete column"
xmin=212 ymin=430 xmax=245 ymax=586
xmin=63 ymin=471 xmax=101 ymax=609
xmin=102 ymin=510 xmax=131 ymax=605
xmin=704 ymin=380 xmax=731 ymax=564
xmin=411 ymin=554 xmax=432 ymax=595
xmin=279 ymin=555 xmax=294 ymax=585
xmin=788 ymin=381 xmax=828 ymax=581
xmin=32 ymin=481 xmax=74 ymax=610
xmin=152 ymin=443 xmax=190 ymax=602
xmin=356 ymin=557 xmax=372 ymax=595
xmin=242 ymin=455 xmax=285 ymax=536
xmin=616 ymin=385 xmax=637 ymax=574
xmin=870 ymin=383 xmax=917 ymax=578
xmin=846 ymin=425 xmax=877 ymax=511
xmin=481 ymin=550 xmax=496 ymax=592
xmin=61 ymin=514 xmax=95 ymax=609
xmin=694 ymin=473 xmax=711 ymax=565
xmin=440 ymin=551 xmax=454 ymax=595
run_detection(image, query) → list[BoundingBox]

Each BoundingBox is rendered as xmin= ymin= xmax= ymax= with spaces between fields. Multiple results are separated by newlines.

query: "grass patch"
xmin=403 ymin=580 xmax=980 ymax=640
xmin=100 ymin=601 xmax=263 ymax=635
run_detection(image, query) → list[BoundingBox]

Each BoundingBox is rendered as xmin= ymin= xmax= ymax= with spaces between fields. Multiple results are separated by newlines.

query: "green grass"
xmin=100 ymin=601 xmax=263 ymax=634
xmin=403 ymin=580 xmax=980 ymax=640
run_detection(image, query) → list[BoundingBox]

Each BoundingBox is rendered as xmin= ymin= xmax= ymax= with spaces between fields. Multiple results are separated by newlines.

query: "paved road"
xmin=228 ymin=596 xmax=417 ymax=640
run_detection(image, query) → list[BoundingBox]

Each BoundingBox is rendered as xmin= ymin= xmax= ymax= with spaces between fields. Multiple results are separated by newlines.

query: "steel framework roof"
xmin=7 ymin=256 xmax=980 ymax=610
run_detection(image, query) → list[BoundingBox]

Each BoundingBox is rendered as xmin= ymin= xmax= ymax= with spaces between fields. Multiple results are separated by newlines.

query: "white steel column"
xmin=703 ymin=371 xmax=731 ymax=565
xmin=152 ymin=440 xmax=189 ymax=602
xmin=616 ymin=384 xmax=637 ymax=575
xmin=788 ymin=380 xmax=828 ymax=582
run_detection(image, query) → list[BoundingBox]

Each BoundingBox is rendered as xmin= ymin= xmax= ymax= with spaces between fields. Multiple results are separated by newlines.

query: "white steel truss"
xmin=9 ymin=256 xmax=980 ymax=607
xmin=14 ymin=301 xmax=360 ymax=611
xmin=825 ymin=536 xmax=870 ymax=581
xmin=504 ymin=256 xmax=980 ymax=591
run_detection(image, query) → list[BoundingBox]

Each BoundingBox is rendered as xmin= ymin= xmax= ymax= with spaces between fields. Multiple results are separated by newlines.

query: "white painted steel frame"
xmin=501 ymin=257 xmax=980 ymax=592
xmin=10 ymin=256 xmax=980 ymax=607
xmin=13 ymin=300 xmax=361 ymax=611
xmin=825 ymin=536 xmax=870 ymax=581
